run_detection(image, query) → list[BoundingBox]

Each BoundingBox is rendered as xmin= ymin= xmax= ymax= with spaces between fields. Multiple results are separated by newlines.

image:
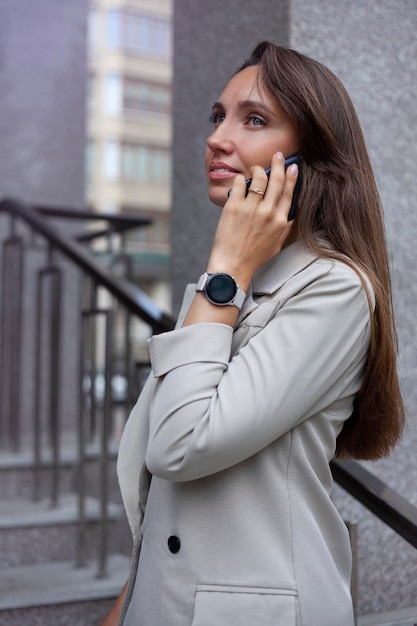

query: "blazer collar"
xmin=251 ymin=241 xmax=318 ymax=296
xmin=235 ymin=241 xmax=318 ymax=324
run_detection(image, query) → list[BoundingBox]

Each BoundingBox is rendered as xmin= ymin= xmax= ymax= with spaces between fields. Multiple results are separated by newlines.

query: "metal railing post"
xmin=77 ymin=303 xmax=113 ymax=577
xmin=33 ymin=257 xmax=62 ymax=505
xmin=48 ymin=252 xmax=62 ymax=507
xmin=0 ymin=230 xmax=23 ymax=451
xmin=97 ymin=307 xmax=113 ymax=579
xmin=76 ymin=298 xmax=91 ymax=568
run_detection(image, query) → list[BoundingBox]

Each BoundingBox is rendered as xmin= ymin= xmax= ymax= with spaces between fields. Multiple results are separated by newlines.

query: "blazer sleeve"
xmin=145 ymin=261 xmax=372 ymax=481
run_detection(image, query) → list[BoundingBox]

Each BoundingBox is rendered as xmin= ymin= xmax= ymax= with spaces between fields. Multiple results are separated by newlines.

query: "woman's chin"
xmin=208 ymin=188 xmax=228 ymax=208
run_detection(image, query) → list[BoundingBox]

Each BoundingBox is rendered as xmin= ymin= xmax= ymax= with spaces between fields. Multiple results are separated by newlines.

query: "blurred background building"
xmin=86 ymin=0 xmax=173 ymax=313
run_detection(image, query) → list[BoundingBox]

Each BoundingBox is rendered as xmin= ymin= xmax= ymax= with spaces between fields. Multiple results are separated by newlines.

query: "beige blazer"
xmin=117 ymin=241 xmax=372 ymax=626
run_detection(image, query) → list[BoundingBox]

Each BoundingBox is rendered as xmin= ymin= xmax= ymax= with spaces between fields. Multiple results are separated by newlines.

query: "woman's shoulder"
xmin=318 ymin=251 xmax=373 ymax=285
xmin=310 ymin=252 xmax=375 ymax=312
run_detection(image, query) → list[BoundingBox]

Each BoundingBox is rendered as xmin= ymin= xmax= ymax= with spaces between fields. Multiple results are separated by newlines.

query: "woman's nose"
xmin=206 ymin=124 xmax=234 ymax=154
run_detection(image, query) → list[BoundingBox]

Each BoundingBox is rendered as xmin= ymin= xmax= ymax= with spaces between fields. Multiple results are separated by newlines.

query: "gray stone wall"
xmin=0 ymin=0 xmax=88 ymax=206
xmin=172 ymin=0 xmax=417 ymax=617
xmin=171 ymin=0 xmax=290 ymax=312
xmin=0 ymin=0 xmax=88 ymax=436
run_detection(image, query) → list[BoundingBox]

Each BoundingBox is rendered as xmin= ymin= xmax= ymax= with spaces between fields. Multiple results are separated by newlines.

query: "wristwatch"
xmin=196 ymin=272 xmax=246 ymax=310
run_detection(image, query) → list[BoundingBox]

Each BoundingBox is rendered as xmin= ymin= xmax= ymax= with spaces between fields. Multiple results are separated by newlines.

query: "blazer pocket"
xmin=191 ymin=584 xmax=297 ymax=626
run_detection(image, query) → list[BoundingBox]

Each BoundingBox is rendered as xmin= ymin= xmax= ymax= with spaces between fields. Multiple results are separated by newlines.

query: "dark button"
xmin=167 ymin=535 xmax=181 ymax=554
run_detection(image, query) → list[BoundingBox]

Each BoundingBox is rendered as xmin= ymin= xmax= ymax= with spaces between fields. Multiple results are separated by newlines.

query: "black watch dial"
xmin=206 ymin=273 xmax=237 ymax=304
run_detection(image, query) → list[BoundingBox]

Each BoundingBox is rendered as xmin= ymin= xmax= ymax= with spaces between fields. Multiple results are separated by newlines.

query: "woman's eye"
xmin=209 ymin=112 xmax=225 ymax=125
xmin=248 ymin=114 xmax=266 ymax=126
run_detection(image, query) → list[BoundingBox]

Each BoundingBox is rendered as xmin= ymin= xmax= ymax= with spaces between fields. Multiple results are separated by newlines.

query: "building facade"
xmin=87 ymin=0 xmax=173 ymax=312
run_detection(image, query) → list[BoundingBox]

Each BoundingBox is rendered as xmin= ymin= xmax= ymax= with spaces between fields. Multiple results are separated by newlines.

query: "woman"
xmin=102 ymin=42 xmax=405 ymax=626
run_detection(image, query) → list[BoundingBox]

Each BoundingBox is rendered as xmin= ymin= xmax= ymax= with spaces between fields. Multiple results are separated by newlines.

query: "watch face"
xmin=206 ymin=273 xmax=237 ymax=304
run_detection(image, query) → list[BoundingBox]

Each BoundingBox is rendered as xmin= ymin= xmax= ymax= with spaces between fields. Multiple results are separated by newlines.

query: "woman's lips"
xmin=209 ymin=170 xmax=239 ymax=180
xmin=208 ymin=163 xmax=240 ymax=181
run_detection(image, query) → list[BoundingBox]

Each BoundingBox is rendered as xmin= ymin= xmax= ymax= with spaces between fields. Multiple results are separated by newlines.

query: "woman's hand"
xmin=207 ymin=152 xmax=299 ymax=292
xmin=182 ymin=152 xmax=299 ymax=328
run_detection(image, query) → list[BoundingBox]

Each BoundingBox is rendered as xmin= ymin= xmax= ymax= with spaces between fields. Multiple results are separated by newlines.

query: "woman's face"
xmin=205 ymin=65 xmax=300 ymax=207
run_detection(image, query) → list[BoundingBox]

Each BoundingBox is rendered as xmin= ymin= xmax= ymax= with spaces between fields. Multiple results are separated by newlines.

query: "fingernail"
xmin=275 ymin=151 xmax=284 ymax=160
xmin=288 ymin=163 xmax=298 ymax=176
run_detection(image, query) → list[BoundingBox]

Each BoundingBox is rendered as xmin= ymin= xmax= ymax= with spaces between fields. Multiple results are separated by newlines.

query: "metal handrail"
xmin=0 ymin=198 xmax=175 ymax=333
xmin=31 ymin=204 xmax=154 ymax=242
xmin=331 ymin=459 xmax=417 ymax=549
xmin=31 ymin=204 xmax=153 ymax=227
xmin=0 ymin=196 xmax=176 ymax=581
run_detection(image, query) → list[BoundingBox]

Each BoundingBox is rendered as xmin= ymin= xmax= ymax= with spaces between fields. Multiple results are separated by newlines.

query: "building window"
xmin=106 ymin=9 xmax=171 ymax=58
xmin=104 ymin=141 xmax=171 ymax=183
xmin=104 ymin=74 xmax=123 ymax=115
xmin=122 ymin=144 xmax=170 ymax=182
xmin=87 ymin=6 xmax=99 ymax=52
xmin=149 ymin=150 xmax=169 ymax=182
xmin=107 ymin=9 xmax=121 ymax=48
xmin=124 ymin=78 xmax=171 ymax=115
xmin=103 ymin=74 xmax=171 ymax=116
xmin=104 ymin=140 xmax=121 ymax=180
xmin=128 ymin=211 xmax=170 ymax=246
xmin=122 ymin=144 xmax=147 ymax=181
xmin=86 ymin=141 xmax=95 ymax=184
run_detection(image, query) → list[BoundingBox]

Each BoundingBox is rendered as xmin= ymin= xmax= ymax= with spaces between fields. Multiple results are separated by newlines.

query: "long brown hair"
xmin=239 ymin=41 xmax=406 ymax=460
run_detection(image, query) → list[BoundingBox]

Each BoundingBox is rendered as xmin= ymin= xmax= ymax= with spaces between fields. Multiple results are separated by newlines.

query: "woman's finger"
xmin=264 ymin=152 xmax=299 ymax=220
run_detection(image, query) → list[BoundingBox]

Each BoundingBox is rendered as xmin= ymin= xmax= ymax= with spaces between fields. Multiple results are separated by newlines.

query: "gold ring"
xmin=248 ymin=188 xmax=265 ymax=196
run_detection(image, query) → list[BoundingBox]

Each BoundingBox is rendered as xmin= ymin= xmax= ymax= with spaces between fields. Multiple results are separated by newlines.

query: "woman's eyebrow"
xmin=211 ymin=99 xmax=273 ymax=115
xmin=237 ymin=99 xmax=272 ymax=115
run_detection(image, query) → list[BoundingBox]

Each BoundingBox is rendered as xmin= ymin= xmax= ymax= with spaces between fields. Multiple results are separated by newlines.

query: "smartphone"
xmin=228 ymin=153 xmax=302 ymax=220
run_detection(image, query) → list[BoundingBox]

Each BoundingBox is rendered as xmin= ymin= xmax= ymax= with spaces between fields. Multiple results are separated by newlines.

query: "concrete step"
xmin=0 ymin=437 xmax=120 ymax=471
xmin=0 ymin=493 xmax=127 ymax=567
xmin=0 ymin=438 xmax=119 ymax=501
xmin=0 ymin=598 xmax=115 ymax=626
xmin=0 ymin=458 xmax=76 ymax=501
xmin=0 ymin=493 xmax=123 ymax=529
xmin=358 ymin=607 xmax=417 ymax=626
xmin=0 ymin=554 xmax=130 ymax=626
xmin=0 ymin=554 xmax=130 ymax=609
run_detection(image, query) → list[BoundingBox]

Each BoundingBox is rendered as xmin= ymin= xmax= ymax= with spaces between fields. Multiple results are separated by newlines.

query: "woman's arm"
xmin=146 ymin=262 xmax=371 ymax=482
xmin=100 ymin=581 xmax=127 ymax=626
